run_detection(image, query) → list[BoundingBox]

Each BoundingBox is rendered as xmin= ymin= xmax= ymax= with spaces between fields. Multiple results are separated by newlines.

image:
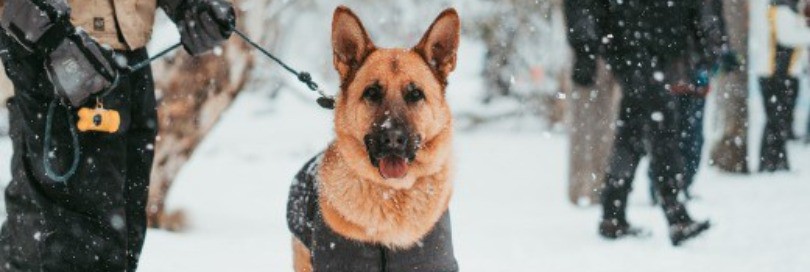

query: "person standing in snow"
xmin=647 ymin=0 xmax=740 ymax=203
xmin=566 ymin=0 xmax=723 ymax=246
xmin=753 ymin=0 xmax=810 ymax=171
xmin=0 ymin=0 xmax=234 ymax=270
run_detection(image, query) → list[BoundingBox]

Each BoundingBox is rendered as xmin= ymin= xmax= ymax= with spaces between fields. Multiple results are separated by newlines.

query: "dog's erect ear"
xmin=332 ymin=6 xmax=375 ymax=81
xmin=414 ymin=8 xmax=460 ymax=84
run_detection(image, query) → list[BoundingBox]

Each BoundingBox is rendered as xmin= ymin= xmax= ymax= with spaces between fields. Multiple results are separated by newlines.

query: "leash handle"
xmin=43 ymin=99 xmax=81 ymax=183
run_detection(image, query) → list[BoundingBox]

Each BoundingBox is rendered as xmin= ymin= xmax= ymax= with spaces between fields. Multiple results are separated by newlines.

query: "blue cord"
xmin=42 ymin=99 xmax=80 ymax=183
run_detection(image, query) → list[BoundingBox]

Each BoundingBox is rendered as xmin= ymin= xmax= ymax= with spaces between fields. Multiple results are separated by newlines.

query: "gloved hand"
xmin=46 ymin=30 xmax=120 ymax=107
xmin=161 ymin=0 xmax=237 ymax=56
xmin=572 ymin=51 xmax=597 ymax=86
xmin=2 ymin=0 xmax=119 ymax=106
xmin=0 ymin=0 xmax=72 ymax=55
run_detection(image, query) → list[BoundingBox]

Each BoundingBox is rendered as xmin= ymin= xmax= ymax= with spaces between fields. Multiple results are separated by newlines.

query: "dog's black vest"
xmin=287 ymin=155 xmax=459 ymax=272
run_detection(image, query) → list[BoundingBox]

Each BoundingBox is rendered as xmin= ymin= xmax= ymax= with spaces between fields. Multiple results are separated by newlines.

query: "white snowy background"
xmin=1 ymin=0 xmax=810 ymax=271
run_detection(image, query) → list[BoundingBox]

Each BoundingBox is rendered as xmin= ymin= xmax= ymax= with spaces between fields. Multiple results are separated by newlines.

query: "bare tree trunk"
xmin=567 ymin=59 xmax=621 ymax=206
xmin=146 ymin=6 xmax=254 ymax=230
xmin=709 ymin=0 xmax=749 ymax=173
xmin=550 ymin=72 xmax=568 ymax=125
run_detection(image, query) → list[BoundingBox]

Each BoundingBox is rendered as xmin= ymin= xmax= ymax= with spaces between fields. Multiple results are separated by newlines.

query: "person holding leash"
xmin=0 ymin=0 xmax=234 ymax=270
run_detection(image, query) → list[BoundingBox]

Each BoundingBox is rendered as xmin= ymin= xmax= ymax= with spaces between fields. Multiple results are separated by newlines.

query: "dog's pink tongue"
xmin=379 ymin=156 xmax=409 ymax=179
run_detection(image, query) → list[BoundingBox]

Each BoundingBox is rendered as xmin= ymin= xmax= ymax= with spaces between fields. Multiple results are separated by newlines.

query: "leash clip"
xmin=297 ymin=72 xmax=335 ymax=109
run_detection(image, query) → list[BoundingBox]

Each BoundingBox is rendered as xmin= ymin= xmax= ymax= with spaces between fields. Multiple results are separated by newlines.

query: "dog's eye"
xmin=362 ymin=84 xmax=383 ymax=103
xmin=404 ymin=83 xmax=424 ymax=104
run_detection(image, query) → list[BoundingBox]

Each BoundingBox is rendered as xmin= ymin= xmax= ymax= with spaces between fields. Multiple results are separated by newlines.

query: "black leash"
xmin=127 ymin=30 xmax=335 ymax=109
xmin=128 ymin=43 xmax=182 ymax=72
xmin=233 ymin=30 xmax=335 ymax=109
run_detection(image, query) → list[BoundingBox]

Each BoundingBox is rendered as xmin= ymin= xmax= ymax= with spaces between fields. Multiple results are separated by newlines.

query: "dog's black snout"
xmin=365 ymin=114 xmax=421 ymax=166
xmin=381 ymin=129 xmax=408 ymax=150
xmin=365 ymin=120 xmax=420 ymax=165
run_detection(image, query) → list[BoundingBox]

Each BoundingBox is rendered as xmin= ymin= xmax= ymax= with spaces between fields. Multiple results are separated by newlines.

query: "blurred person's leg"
xmin=758 ymin=76 xmax=794 ymax=171
xmin=678 ymin=95 xmax=706 ymax=199
xmin=600 ymin=70 xmax=646 ymax=238
xmin=642 ymin=67 xmax=709 ymax=246
xmin=651 ymin=94 xmax=704 ymax=202
xmin=640 ymin=72 xmax=687 ymax=223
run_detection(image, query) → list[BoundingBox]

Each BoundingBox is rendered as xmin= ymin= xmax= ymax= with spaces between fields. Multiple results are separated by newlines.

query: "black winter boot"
xmin=759 ymin=131 xmax=790 ymax=172
xmin=599 ymin=176 xmax=649 ymax=239
xmin=670 ymin=220 xmax=711 ymax=246
xmin=599 ymin=218 xmax=650 ymax=239
xmin=661 ymin=195 xmax=710 ymax=246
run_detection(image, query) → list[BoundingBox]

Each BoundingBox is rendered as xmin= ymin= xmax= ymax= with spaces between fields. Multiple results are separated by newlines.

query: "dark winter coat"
xmin=287 ymin=155 xmax=459 ymax=272
xmin=565 ymin=0 xmax=726 ymax=74
xmin=0 ymin=29 xmax=156 ymax=271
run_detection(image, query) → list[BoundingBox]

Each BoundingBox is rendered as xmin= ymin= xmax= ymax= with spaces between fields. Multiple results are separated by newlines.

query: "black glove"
xmin=572 ymin=52 xmax=597 ymax=86
xmin=161 ymin=0 xmax=236 ymax=55
xmin=0 ymin=0 xmax=73 ymax=55
xmin=46 ymin=30 xmax=120 ymax=107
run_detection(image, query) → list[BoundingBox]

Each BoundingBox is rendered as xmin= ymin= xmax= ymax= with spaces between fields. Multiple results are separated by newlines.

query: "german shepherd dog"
xmin=286 ymin=6 xmax=460 ymax=271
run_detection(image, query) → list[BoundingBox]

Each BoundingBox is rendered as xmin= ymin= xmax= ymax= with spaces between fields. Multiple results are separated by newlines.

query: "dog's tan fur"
xmin=293 ymin=6 xmax=459 ymax=269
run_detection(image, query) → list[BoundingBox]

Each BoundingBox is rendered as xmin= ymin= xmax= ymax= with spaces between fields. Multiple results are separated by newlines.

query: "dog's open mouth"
xmin=378 ymin=155 xmax=409 ymax=179
xmin=363 ymin=121 xmax=420 ymax=180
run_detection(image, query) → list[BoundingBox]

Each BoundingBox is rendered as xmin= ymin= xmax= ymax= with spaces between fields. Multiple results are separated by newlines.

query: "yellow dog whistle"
xmin=77 ymin=107 xmax=121 ymax=133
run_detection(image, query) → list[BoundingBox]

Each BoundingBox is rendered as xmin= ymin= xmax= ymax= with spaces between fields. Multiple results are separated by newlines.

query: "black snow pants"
xmin=757 ymin=76 xmax=798 ymax=172
xmin=601 ymin=62 xmax=692 ymax=226
xmin=0 ymin=31 xmax=156 ymax=271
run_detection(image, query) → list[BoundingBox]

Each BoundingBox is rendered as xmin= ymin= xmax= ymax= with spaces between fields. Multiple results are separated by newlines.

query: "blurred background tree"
xmin=709 ymin=0 xmax=750 ymax=174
